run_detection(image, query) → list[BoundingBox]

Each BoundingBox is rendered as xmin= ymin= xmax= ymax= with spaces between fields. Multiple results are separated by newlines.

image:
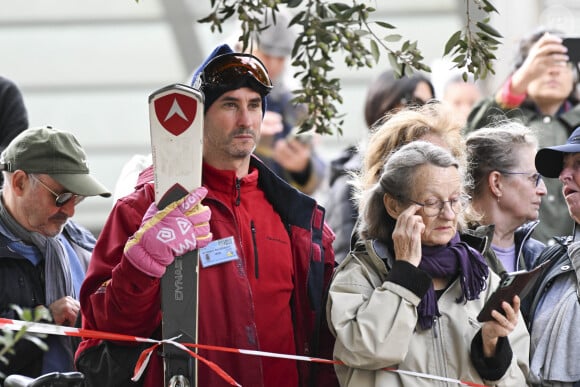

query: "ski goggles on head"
xmin=200 ymin=53 xmax=273 ymax=93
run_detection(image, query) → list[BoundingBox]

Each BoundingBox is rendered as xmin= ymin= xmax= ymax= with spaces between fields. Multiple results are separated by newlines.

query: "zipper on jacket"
xmin=516 ymin=220 xmax=539 ymax=270
xmin=251 ymin=220 xmax=259 ymax=279
xmin=431 ymin=316 xmax=448 ymax=379
xmin=235 ymin=178 xmax=241 ymax=206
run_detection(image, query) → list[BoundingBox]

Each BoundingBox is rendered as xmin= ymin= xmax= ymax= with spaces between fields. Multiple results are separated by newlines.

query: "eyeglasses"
xmin=29 ymin=174 xmax=84 ymax=207
xmin=407 ymin=195 xmax=470 ymax=217
xmin=498 ymin=170 xmax=543 ymax=187
xmin=200 ymin=53 xmax=273 ymax=93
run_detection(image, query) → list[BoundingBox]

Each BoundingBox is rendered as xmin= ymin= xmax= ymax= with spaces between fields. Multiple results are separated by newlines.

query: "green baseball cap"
xmin=0 ymin=126 xmax=111 ymax=198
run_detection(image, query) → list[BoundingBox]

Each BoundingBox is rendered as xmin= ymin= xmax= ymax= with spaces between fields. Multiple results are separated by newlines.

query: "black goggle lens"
xmin=201 ymin=53 xmax=273 ymax=91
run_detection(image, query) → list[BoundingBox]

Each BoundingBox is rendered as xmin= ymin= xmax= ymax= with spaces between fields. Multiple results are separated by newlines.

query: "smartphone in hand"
xmin=563 ymin=37 xmax=580 ymax=63
xmin=477 ymin=259 xmax=552 ymax=322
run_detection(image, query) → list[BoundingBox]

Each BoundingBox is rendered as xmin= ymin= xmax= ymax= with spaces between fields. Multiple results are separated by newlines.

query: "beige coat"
xmin=327 ymin=239 xmax=530 ymax=387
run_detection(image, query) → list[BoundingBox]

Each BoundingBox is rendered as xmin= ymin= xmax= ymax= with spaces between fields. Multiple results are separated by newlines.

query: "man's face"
xmin=560 ymin=152 xmax=580 ymax=222
xmin=203 ymin=88 xmax=263 ymax=166
xmin=443 ymin=82 xmax=481 ymax=125
xmin=21 ymin=174 xmax=75 ymax=237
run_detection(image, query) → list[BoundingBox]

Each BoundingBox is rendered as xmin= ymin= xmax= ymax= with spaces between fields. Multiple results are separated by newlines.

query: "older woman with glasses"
xmin=326 ymin=71 xmax=435 ymax=262
xmin=327 ymin=102 xmax=462 ymax=264
xmin=464 ymin=122 xmax=546 ymax=281
xmin=327 ymin=141 xmax=529 ymax=387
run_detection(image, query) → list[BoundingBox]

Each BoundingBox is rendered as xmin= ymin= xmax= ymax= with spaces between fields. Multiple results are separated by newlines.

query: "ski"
xmin=148 ymin=83 xmax=204 ymax=387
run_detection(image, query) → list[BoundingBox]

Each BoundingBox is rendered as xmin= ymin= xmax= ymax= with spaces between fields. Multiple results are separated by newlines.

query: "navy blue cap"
xmin=191 ymin=44 xmax=268 ymax=115
xmin=536 ymin=126 xmax=580 ymax=178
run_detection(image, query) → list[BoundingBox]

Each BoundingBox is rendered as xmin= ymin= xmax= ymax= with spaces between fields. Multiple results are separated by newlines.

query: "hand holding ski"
xmin=124 ymin=187 xmax=211 ymax=278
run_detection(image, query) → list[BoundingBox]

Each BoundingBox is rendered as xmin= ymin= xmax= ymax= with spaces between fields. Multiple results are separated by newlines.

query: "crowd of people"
xmin=3 ymin=19 xmax=580 ymax=387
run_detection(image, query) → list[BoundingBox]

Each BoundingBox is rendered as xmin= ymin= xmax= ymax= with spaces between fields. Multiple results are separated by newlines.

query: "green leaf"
xmin=388 ymin=53 xmax=402 ymax=77
xmin=328 ymin=2 xmax=351 ymax=12
xmin=481 ymin=0 xmax=499 ymax=13
xmin=370 ymin=39 xmax=380 ymax=62
xmin=375 ymin=21 xmax=395 ymax=29
xmin=288 ymin=10 xmax=305 ymax=26
xmin=476 ymin=21 xmax=502 ymax=38
xmin=354 ymin=29 xmax=370 ymax=37
xmin=283 ymin=0 xmax=303 ymax=7
xmin=444 ymin=30 xmax=462 ymax=56
xmin=384 ymin=34 xmax=402 ymax=43
xmin=197 ymin=14 xmax=215 ymax=24
xmin=476 ymin=32 xmax=501 ymax=45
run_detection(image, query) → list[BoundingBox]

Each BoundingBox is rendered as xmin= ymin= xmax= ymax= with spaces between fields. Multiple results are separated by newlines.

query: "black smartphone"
xmin=477 ymin=258 xmax=552 ymax=322
xmin=563 ymin=37 xmax=580 ymax=63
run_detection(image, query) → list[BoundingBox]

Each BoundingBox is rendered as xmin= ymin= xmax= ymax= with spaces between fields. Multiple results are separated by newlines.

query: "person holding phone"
xmin=521 ymin=127 xmax=580 ymax=386
xmin=326 ymin=141 xmax=530 ymax=386
xmin=465 ymin=28 xmax=580 ymax=244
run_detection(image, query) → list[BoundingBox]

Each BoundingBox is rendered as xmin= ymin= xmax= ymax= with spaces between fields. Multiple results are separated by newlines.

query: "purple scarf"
xmin=417 ymin=232 xmax=489 ymax=329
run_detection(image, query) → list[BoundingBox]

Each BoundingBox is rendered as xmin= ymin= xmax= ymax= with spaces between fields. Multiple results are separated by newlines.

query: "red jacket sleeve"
xmin=80 ymin=184 xmax=162 ymax=339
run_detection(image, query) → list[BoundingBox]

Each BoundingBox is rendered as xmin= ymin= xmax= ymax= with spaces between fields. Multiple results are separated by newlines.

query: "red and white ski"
xmin=148 ymin=83 xmax=204 ymax=387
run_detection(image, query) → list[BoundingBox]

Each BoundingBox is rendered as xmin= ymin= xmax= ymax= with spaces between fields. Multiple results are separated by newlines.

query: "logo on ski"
xmin=154 ymin=92 xmax=198 ymax=136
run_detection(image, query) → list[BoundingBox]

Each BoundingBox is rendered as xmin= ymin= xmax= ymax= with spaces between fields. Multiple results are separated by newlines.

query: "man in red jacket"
xmin=75 ymin=44 xmax=337 ymax=387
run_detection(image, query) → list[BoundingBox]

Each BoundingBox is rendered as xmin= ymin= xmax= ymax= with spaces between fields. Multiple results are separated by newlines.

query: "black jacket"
xmin=324 ymin=146 xmax=361 ymax=263
xmin=524 ymin=235 xmax=573 ymax=330
xmin=0 ymin=221 xmax=96 ymax=381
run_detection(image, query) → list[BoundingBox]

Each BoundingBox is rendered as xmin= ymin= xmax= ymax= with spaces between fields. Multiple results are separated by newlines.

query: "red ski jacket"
xmin=76 ymin=156 xmax=337 ymax=387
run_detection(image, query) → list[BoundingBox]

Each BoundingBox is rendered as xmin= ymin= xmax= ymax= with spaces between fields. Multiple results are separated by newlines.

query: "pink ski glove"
xmin=124 ymin=187 xmax=212 ymax=278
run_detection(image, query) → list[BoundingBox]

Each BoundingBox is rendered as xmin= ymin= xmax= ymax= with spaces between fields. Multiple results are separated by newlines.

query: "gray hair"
xmin=358 ymin=141 xmax=465 ymax=242
xmin=465 ymin=121 xmax=538 ymax=199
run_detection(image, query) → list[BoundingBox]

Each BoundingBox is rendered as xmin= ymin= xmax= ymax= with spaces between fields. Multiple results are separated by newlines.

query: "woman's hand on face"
xmin=512 ymin=33 xmax=568 ymax=93
xmin=392 ymin=204 xmax=425 ymax=267
xmin=480 ymin=295 xmax=520 ymax=358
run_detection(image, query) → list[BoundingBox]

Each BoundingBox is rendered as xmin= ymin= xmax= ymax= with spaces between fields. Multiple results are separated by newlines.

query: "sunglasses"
xmin=29 ymin=174 xmax=85 ymax=207
xmin=200 ymin=53 xmax=273 ymax=93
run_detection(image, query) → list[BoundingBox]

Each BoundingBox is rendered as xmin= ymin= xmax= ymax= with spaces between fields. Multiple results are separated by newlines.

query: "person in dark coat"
xmin=0 ymin=126 xmax=110 ymax=382
xmin=0 ymin=76 xmax=29 ymax=186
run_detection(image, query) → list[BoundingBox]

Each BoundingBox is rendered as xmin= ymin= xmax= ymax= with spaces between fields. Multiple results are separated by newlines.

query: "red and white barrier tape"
xmin=0 ymin=317 xmax=486 ymax=386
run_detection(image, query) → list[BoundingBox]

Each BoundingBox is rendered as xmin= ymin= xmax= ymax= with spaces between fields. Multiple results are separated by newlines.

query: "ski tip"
xmin=148 ymin=84 xmax=200 ymax=103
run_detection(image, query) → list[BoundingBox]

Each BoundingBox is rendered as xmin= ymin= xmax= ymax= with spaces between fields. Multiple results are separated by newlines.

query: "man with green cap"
xmin=0 ymin=126 xmax=110 ymax=382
